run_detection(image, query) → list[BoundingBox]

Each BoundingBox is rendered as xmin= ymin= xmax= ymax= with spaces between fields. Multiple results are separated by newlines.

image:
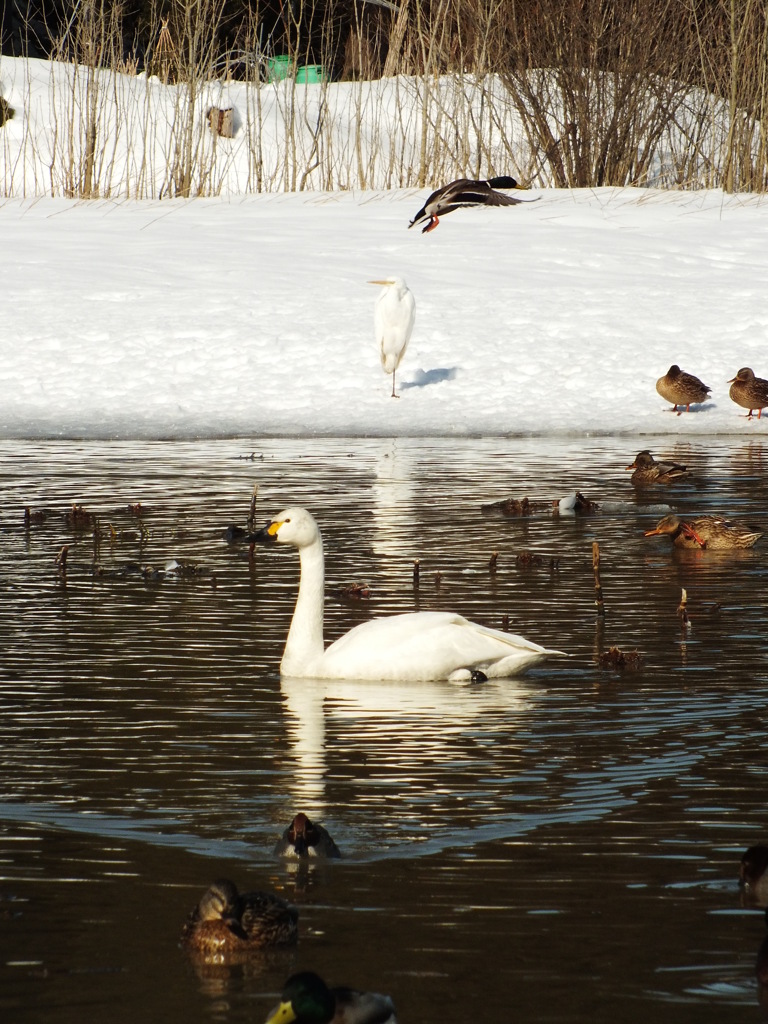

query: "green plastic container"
xmin=295 ymin=64 xmax=326 ymax=84
xmin=266 ymin=55 xmax=293 ymax=82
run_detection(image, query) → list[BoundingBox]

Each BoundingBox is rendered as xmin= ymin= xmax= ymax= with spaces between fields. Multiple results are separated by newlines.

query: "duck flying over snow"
xmin=408 ymin=176 xmax=535 ymax=233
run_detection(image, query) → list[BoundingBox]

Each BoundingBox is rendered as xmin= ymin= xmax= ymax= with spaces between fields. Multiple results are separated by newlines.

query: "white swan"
xmin=255 ymin=507 xmax=564 ymax=682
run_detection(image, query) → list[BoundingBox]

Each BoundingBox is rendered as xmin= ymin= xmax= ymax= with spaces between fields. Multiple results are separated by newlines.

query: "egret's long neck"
xmin=281 ymin=535 xmax=325 ymax=674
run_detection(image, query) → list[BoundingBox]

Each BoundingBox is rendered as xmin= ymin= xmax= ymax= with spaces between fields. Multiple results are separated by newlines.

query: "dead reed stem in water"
xmin=592 ymin=541 xmax=605 ymax=616
xmin=677 ymin=587 xmax=689 ymax=627
xmin=248 ymin=484 xmax=258 ymax=531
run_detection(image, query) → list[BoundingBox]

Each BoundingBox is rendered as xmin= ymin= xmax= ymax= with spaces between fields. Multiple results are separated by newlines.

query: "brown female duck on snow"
xmin=644 ymin=513 xmax=763 ymax=549
xmin=655 ymin=364 xmax=711 ymax=413
xmin=728 ymin=367 xmax=768 ymax=419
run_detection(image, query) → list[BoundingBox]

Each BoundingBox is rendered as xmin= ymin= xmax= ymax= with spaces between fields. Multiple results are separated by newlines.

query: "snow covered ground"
xmin=2 ymin=186 xmax=768 ymax=439
xmin=2 ymin=56 xmax=768 ymax=441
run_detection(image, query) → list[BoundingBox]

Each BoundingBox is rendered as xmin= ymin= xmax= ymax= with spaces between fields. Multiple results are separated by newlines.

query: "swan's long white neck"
xmin=281 ymin=533 xmax=325 ymax=674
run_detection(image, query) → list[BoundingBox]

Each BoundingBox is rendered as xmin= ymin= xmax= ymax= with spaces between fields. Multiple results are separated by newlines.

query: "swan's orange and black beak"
xmin=251 ymin=520 xmax=281 ymax=544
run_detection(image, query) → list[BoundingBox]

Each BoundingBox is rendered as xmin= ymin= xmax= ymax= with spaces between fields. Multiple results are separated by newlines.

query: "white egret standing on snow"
xmin=369 ymin=277 xmax=416 ymax=398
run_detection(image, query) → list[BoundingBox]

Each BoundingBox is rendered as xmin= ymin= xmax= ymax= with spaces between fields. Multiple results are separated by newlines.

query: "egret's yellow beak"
xmin=368 ymin=280 xmax=391 ymax=285
xmin=267 ymin=520 xmax=283 ymax=536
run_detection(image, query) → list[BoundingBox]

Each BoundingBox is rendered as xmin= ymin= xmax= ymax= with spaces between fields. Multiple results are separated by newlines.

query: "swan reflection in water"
xmin=279 ymin=673 xmax=534 ymax=821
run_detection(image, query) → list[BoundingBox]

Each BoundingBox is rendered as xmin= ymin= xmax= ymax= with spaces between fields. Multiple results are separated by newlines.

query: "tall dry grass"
xmin=1 ymin=0 xmax=766 ymax=198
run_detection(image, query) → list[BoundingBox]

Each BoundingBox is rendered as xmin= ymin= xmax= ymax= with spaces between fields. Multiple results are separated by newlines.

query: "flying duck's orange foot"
xmin=408 ymin=214 xmax=439 ymax=233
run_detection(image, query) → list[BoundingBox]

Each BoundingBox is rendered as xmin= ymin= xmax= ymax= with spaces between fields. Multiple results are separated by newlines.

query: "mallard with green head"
xmin=655 ymin=364 xmax=711 ymax=413
xmin=626 ymin=450 xmax=689 ymax=485
xmin=408 ymin=176 xmax=534 ymax=233
xmin=266 ymin=971 xmax=396 ymax=1024
xmin=274 ymin=813 xmax=342 ymax=858
xmin=729 ymin=367 xmax=768 ymax=419
xmin=740 ymin=844 xmax=768 ymax=905
xmin=181 ymin=879 xmax=298 ymax=959
xmin=644 ymin=514 xmax=763 ymax=549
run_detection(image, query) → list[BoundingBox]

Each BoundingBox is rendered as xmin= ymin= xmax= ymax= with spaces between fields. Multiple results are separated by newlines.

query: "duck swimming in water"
xmin=644 ymin=514 xmax=763 ymax=549
xmin=265 ymin=971 xmax=396 ymax=1024
xmin=274 ymin=812 xmax=342 ymax=858
xmin=253 ymin=507 xmax=563 ymax=681
xmin=408 ymin=176 xmax=534 ymax=233
xmin=181 ymin=879 xmax=298 ymax=958
xmin=655 ymin=364 xmax=711 ymax=413
xmin=626 ymin=451 xmax=689 ymax=486
xmin=555 ymin=492 xmax=600 ymax=515
xmin=740 ymin=844 xmax=768 ymax=905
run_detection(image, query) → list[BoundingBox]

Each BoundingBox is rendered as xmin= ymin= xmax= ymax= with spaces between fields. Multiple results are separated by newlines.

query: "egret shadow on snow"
xmin=401 ymin=367 xmax=458 ymax=390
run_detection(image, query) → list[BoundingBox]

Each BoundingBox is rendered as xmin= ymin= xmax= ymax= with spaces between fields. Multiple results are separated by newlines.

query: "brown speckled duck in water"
xmin=265 ymin=971 xmax=397 ymax=1024
xmin=626 ymin=450 xmax=689 ymax=485
xmin=480 ymin=496 xmax=551 ymax=517
xmin=740 ymin=844 xmax=768 ymax=905
xmin=728 ymin=367 xmax=768 ymax=419
xmin=656 ymin=364 xmax=711 ymax=413
xmin=644 ymin=514 xmax=763 ymax=549
xmin=274 ymin=812 xmax=342 ymax=858
xmin=181 ymin=879 xmax=298 ymax=959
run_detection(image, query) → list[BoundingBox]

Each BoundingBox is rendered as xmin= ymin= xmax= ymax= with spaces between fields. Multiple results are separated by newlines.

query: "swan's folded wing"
xmin=319 ymin=611 xmax=560 ymax=681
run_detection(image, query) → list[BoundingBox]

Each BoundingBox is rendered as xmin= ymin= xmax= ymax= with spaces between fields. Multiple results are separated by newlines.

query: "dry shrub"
xmin=3 ymin=0 xmax=768 ymax=196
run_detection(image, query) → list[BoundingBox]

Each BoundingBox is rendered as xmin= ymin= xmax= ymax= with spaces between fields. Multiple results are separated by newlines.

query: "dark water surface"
xmin=1 ymin=436 xmax=767 ymax=1024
